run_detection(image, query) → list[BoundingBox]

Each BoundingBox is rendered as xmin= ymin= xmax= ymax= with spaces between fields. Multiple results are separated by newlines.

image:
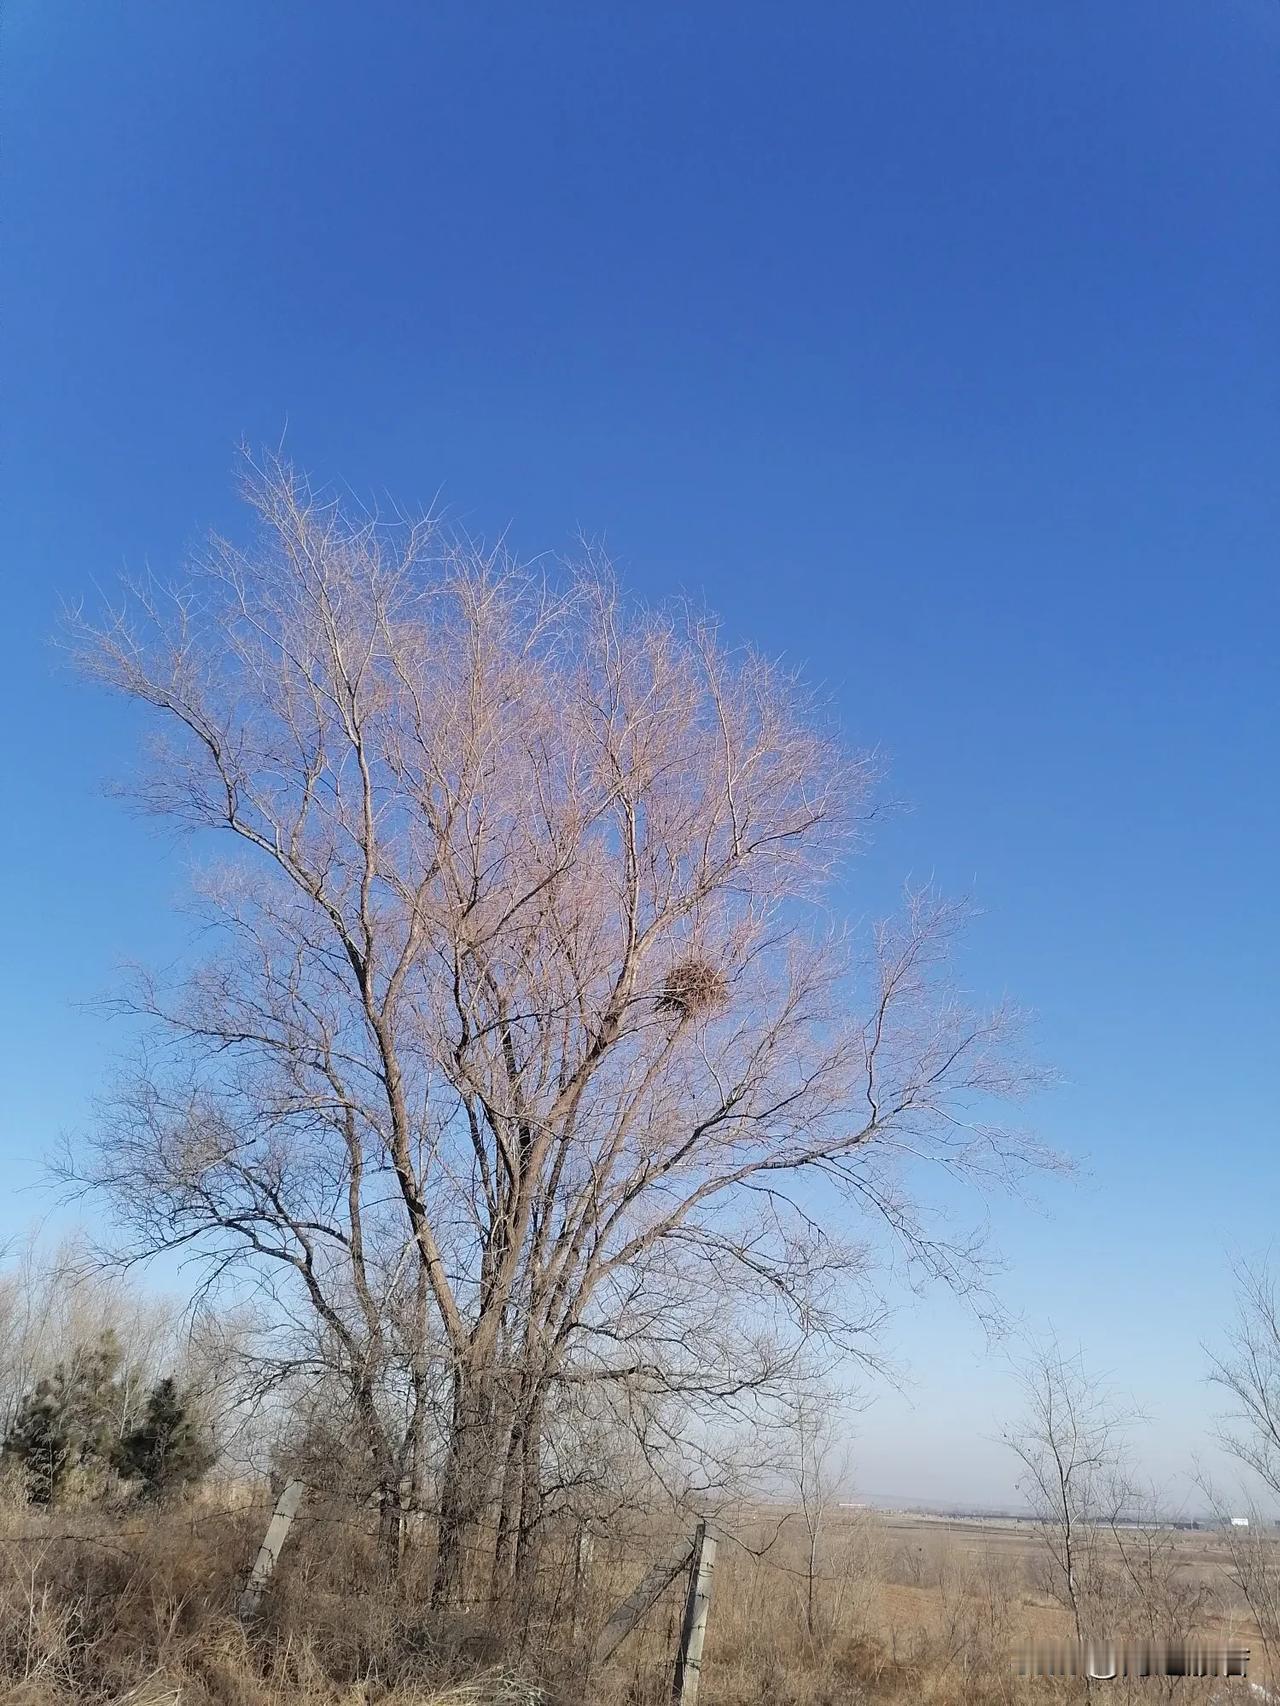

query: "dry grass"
xmin=0 ymin=1497 xmax=1266 ymax=1705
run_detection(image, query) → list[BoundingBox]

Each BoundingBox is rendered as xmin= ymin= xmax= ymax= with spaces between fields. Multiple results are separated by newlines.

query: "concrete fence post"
xmin=237 ymin=1478 xmax=305 ymax=1620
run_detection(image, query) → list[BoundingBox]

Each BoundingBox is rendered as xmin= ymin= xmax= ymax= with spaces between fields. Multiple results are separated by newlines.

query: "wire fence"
xmin=0 ymin=1484 xmax=884 ymax=1674
xmin=0 ymin=1488 xmax=1267 ymax=1703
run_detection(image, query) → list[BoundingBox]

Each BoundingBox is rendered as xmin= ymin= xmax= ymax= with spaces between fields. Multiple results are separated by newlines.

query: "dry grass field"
xmin=602 ymin=1511 xmax=1266 ymax=1706
xmin=0 ymin=1493 xmax=1270 ymax=1706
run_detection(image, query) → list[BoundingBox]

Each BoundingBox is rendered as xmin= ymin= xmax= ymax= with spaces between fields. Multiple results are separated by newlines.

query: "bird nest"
xmin=656 ymin=955 xmax=729 ymax=1018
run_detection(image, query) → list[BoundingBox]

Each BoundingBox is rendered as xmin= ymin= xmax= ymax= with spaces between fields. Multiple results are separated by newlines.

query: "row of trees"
xmin=2 ymin=1325 xmax=211 ymax=1506
xmin=1002 ymin=1277 xmax=1280 ymax=1692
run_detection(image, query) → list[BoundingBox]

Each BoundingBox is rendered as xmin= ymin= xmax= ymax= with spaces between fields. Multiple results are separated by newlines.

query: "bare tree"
xmin=1204 ymin=1502 xmax=1280 ymax=1687
xmin=1207 ymin=1258 xmax=1280 ymax=1500
xmin=62 ymin=454 xmax=1055 ymax=1604
xmin=1100 ymin=1480 xmax=1218 ymax=1705
xmin=1003 ymin=1338 xmax=1138 ymax=1656
xmin=1204 ymin=1260 xmax=1280 ymax=1679
xmin=784 ymin=1383 xmax=856 ymax=1640
xmin=0 ymin=1232 xmax=180 ymax=1440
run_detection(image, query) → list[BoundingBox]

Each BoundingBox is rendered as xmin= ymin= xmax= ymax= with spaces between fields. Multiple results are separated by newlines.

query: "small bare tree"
xmin=1205 ymin=1259 xmax=1280 ymax=1678
xmin=783 ymin=1384 xmax=856 ymax=1640
xmin=1207 ymin=1258 xmax=1280 ymax=1499
xmin=1003 ymin=1338 xmax=1138 ymax=1654
xmin=62 ymin=455 xmax=1056 ymax=1605
xmin=1101 ymin=1480 xmax=1218 ymax=1706
xmin=1207 ymin=1508 xmax=1280 ymax=1687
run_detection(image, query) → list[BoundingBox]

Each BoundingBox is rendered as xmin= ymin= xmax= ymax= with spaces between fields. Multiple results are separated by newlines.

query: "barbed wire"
xmin=2 ymin=1489 xmax=1238 ymax=1614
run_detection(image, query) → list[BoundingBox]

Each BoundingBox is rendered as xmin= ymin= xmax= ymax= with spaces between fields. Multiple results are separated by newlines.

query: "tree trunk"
xmin=432 ymin=1365 xmax=501 ymax=1607
xmin=347 ymin=1368 xmax=401 ymax=1573
xmin=511 ymin=1388 xmax=545 ymax=1608
xmin=376 ymin=1476 xmax=404 ymax=1575
xmin=491 ymin=1392 xmax=525 ymax=1595
xmin=397 ymin=1380 xmax=432 ymax=1557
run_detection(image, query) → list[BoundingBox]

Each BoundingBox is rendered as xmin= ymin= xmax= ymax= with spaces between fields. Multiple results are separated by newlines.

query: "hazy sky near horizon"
xmin=3 ymin=1 xmax=1277 ymax=1506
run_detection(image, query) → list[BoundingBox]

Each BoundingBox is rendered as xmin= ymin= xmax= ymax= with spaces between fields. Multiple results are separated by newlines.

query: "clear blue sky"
xmin=3 ymin=0 xmax=1277 ymax=1504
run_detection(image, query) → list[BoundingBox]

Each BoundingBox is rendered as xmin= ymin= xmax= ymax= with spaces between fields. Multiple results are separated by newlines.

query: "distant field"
xmin=864 ymin=1512 xmax=1266 ymax=1687
xmin=880 ymin=1508 xmax=1241 ymax=1580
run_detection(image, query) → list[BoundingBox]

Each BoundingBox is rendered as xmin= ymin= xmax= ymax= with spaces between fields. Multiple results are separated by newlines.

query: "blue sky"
xmin=3 ymin=0 xmax=1277 ymax=1504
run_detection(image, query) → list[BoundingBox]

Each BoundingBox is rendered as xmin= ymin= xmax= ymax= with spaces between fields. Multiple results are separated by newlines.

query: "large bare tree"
xmin=64 ymin=456 xmax=1053 ymax=1603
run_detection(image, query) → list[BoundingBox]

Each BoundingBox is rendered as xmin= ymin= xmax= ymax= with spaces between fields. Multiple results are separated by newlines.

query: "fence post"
xmin=671 ymin=1520 xmax=716 ymax=1706
xmin=571 ymin=1524 xmax=595 ymax=1643
xmin=237 ymin=1478 xmax=305 ymax=1620
xmin=592 ymin=1535 xmax=697 ymax=1666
